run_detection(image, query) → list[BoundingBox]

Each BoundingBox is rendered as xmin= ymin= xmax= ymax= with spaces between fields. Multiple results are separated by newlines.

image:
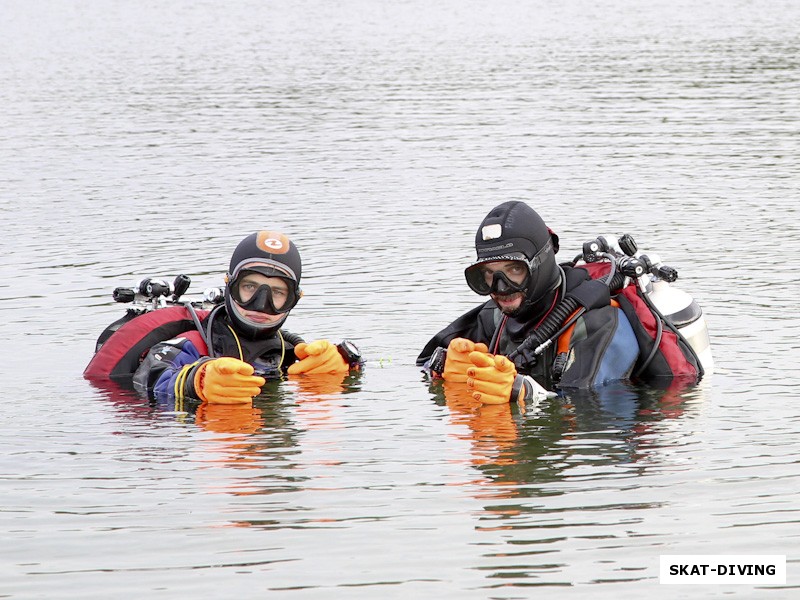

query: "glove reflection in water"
xmin=290 ymin=372 xmax=349 ymax=397
xmin=441 ymin=380 xmax=519 ymax=467
xmin=193 ymin=403 xmax=266 ymax=472
xmin=195 ymin=402 xmax=264 ymax=435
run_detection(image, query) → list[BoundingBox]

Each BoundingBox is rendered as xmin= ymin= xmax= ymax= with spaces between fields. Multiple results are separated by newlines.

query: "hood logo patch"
xmin=256 ymin=230 xmax=290 ymax=254
xmin=482 ymin=224 xmax=502 ymax=241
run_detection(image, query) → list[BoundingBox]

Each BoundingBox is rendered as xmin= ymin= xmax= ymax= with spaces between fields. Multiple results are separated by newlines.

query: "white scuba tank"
xmin=645 ymin=279 xmax=714 ymax=376
xmin=581 ymin=237 xmax=714 ymax=378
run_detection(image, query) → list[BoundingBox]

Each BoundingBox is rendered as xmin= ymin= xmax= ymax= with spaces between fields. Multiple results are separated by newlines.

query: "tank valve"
xmin=618 ymin=233 xmax=638 ymax=257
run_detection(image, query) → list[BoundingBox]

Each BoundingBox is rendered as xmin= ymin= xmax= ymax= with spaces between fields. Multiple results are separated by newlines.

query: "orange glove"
xmin=287 ymin=340 xmax=348 ymax=375
xmin=442 ymin=338 xmax=489 ymax=383
xmin=466 ymin=352 xmax=518 ymax=405
xmin=194 ymin=357 xmax=266 ymax=405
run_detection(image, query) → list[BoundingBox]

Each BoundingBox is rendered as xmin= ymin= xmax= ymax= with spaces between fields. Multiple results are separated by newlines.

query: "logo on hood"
xmin=481 ymin=224 xmax=502 ymax=241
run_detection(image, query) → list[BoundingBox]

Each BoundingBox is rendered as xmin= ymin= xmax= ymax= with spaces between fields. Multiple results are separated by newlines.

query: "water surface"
xmin=1 ymin=1 xmax=799 ymax=598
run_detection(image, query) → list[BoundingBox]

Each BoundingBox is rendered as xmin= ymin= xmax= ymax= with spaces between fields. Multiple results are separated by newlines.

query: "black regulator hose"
xmin=185 ymin=302 xmax=210 ymax=352
xmin=633 ymin=291 xmax=663 ymax=378
xmin=508 ymin=270 xmax=628 ymax=364
xmin=636 ymin=285 xmax=705 ymax=380
xmin=508 ymin=295 xmax=580 ymax=360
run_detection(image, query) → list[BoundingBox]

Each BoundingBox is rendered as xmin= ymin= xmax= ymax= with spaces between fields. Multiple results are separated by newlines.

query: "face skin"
xmin=480 ymin=260 xmax=529 ymax=314
xmin=233 ymin=272 xmax=290 ymax=325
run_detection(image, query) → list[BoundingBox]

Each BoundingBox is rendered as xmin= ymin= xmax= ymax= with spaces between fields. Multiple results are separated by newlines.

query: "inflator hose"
xmin=185 ymin=303 xmax=210 ymax=351
xmin=508 ymin=271 xmax=627 ymax=363
xmin=509 ymin=296 xmax=580 ymax=359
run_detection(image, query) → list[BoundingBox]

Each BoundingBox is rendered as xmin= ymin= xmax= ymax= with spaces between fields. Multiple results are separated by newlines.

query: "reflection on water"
xmin=3 ymin=0 xmax=800 ymax=596
xmin=427 ymin=378 xmax=718 ymax=588
xmin=430 ymin=377 xmax=706 ymax=491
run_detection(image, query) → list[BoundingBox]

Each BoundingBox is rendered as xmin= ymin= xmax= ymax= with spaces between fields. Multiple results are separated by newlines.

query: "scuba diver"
xmin=84 ymin=230 xmax=362 ymax=408
xmin=417 ymin=201 xmax=708 ymax=405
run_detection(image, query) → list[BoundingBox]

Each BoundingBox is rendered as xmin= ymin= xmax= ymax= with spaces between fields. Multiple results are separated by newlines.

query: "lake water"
xmin=1 ymin=0 xmax=799 ymax=598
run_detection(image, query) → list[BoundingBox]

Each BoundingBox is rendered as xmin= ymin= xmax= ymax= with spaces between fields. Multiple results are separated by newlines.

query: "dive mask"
xmin=229 ymin=274 xmax=300 ymax=315
xmin=465 ymin=259 xmax=531 ymax=296
xmin=464 ymin=237 xmax=556 ymax=297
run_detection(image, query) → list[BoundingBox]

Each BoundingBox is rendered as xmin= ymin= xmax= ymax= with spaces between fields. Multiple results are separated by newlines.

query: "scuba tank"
xmin=642 ymin=276 xmax=713 ymax=376
xmin=93 ymin=274 xmax=224 ymax=352
xmin=84 ymin=274 xmax=224 ymax=380
xmin=598 ymin=236 xmax=713 ymax=380
xmin=508 ymin=233 xmax=712 ymax=383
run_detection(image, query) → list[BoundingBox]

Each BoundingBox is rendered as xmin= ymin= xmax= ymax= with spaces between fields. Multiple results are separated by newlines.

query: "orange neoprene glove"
xmin=466 ymin=352 xmax=518 ymax=405
xmin=287 ymin=340 xmax=348 ymax=375
xmin=194 ymin=357 xmax=266 ymax=405
xmin=442 ymin=338 xmax=490 ymax=382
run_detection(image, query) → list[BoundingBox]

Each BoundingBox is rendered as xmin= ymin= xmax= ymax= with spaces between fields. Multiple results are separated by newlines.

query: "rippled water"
xmin=2 ymin=0 xmax=799 ymax=598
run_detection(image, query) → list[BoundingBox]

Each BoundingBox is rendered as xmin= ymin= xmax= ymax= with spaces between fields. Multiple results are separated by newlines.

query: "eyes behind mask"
xmin=465 ymin=261 xmax=531 ymax=296
xmin=229 ymin=277 xmax=299 ymax=314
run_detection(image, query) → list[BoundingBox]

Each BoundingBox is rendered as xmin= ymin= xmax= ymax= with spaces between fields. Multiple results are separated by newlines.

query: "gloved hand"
xmin=194 ymin=357 xmax=266 ymax=405
xmin=287 ymin=340 xmax=349 ymax=375
xmin=442 ymin=338 xmax=489 ymax=383
xmin=466 ymin=352 xmax=518 ymax=405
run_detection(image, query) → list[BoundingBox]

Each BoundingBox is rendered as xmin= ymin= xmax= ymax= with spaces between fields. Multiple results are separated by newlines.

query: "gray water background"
xmin=1 ymin=0 xmax=799 ymax=598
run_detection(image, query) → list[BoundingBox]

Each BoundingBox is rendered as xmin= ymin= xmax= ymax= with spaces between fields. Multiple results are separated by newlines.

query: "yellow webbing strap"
xmin=224 ymin=324 xmax=244 ymax=361
xmin=173 ymin=361 xmax=201 ymax=411
xmin=222 ymin=324 xmax=285 ymax=372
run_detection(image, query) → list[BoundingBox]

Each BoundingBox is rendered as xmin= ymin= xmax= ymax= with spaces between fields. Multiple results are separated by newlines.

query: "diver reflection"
xmin=88 ymin=369 xmax=362 ymax=437
xmin=430 ymin=377 xmax=707 ymax=492
xmin=86 ymin=372 xmax=365 ymax=534
xmin=429 ymin=375 xmax=710 ymax=588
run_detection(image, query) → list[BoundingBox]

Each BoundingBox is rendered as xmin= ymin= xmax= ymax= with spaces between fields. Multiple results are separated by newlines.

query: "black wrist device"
xmin=428 ymin=346 xmax=447 ymax=375
xmin=337 ymin=339 xmax=363 ymax=368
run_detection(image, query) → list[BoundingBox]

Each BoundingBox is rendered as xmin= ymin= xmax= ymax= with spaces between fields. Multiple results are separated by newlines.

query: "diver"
xmin=85 ymin=230 xmax=362 ymax=407
xmin=417 ymin=201 xmax=703 ymax=405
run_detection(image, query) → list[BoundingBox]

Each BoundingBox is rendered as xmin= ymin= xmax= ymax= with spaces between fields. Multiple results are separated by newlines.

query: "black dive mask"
xmin=465 ymin=259 xmax=531 ymax=296
xmin=229 ymin=277 xmax=299 ymax=315
xmin=465 ymin=237 xmax=556 ymax=299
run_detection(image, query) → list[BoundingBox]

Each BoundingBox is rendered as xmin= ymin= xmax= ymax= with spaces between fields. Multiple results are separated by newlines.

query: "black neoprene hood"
xmin=468 ymin=201 xmax=561 ymax=308
xmin=474 ymin=201 xmax=553 ymax=262
xmin=224 ymin=230 xmax=302 ymax=339
xmin=228 ymin=231 xmax=302 ymax=284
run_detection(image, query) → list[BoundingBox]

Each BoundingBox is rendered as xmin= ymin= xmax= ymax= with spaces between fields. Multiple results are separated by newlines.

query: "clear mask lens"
xmin=230 ymin=277 xmax=298 ymax=314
